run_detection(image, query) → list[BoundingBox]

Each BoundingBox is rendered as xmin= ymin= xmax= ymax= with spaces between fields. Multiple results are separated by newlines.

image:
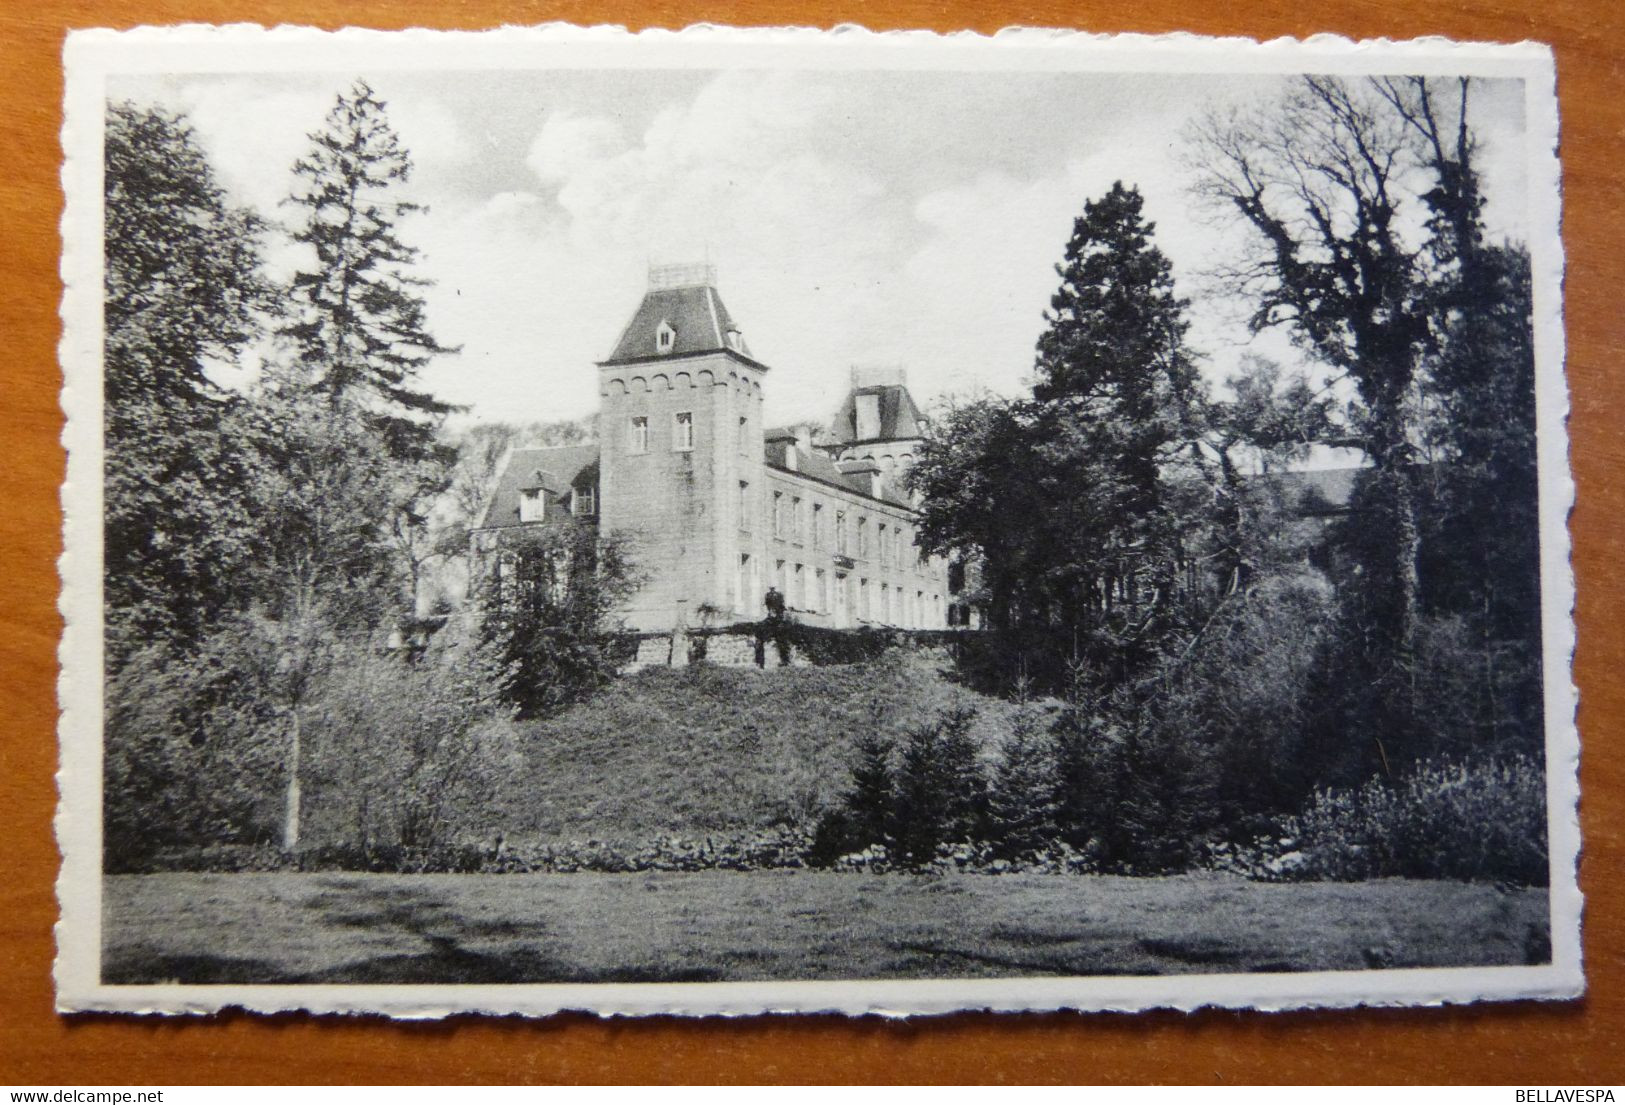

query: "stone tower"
xmin=596 ymin=264 xmax=768 ymax=632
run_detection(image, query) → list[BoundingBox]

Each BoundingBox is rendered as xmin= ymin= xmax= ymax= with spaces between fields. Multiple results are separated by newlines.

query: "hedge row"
xmin=612 ymin=621 xmax=968 ymax=668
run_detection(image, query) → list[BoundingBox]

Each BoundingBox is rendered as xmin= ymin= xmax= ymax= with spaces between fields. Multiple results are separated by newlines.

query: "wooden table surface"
xmin=3 ymin=0 xmax=1620 ymax=1085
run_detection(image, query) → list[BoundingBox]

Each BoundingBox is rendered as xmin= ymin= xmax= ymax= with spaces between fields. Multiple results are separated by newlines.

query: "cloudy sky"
xmin=112 ymin=67 xmax=1531 ymax=428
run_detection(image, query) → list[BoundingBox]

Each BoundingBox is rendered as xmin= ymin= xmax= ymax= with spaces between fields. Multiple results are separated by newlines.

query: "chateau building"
xmin=479 ymin=265 xmax=953 ymax=633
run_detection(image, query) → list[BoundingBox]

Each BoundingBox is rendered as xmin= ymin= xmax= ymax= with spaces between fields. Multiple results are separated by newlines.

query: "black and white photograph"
xmin=55 ymin=26 xmax=1580 ymax=1016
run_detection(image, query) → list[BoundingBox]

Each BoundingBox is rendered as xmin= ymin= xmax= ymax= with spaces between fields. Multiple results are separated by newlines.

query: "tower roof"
xmin=827 ymin=382 xmax=927 ymax=445
xmin=600 ymin=264 xmax=762 ymax=368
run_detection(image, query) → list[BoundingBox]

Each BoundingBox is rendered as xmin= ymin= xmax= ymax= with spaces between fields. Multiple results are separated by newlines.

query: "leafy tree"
xmin=103 ymin=626 xmax=286 ymax=870
xmin=1186 ymin=356 xmax=1338 ymax=595
xmin=102 ymin=102 xmax=272 ymax=662
xmin=1190 ymin=77 xmax=1442 ymax=654
xmin=228 ymin=376 xmax=406 ymax=850
xmin=1192 ymin=76 xmax=1544 ymax=786
xmin=477 ymin=523 xmax=641 ymax=717
xmin=281 ymin=80 xmax=458 ymax=465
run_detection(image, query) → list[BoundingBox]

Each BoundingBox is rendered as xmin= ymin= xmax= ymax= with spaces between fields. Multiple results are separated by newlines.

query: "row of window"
xmin=627 ymin=411 xmax=756 ymax=456
xmin=626 ymin=412 xmax=694 ymax=454
xmin=735 ymin=553 xmax=946 ymax=628
xmin=735 ymin=484 xmax=933 ymax=573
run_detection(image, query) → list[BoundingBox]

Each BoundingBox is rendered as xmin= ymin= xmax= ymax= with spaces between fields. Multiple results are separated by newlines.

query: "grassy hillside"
xmin=497 ymin=651 xmax=1016 ymax=842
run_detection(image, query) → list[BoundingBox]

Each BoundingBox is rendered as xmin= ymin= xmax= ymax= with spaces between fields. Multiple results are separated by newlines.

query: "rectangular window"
xmin=880 ymin=583 xmax=890 ymax=624
xmin=794 ymin=563 xmax=805 ymax=608
xmin=572 ymin=487 xmax=595 ymax=516
xmin=629 ymin=415 xmax=649 ymax=454
xmin=673 ymin=410 xmax=694 ymax=451
xmin=815 ymin=568 xmax=827 ymax=613
xmin=860 ymin=578 xmax=870 ymax=620
xmin=739 ymin=481 xmax=750 ymax=530
xmin=836 ymin=511 xmax=848 ymax=555
xmin=737 ymin=553 xmax=752 ymax=613
xmin=773 ymin=491 xmax=786 ymax=538
xmin=878 ymin=524 xmax=888 ymax=566
xmin=916 ymin=591 xmax=925 ymax=628
xmin=792 ymin=497 xmax=804 ymax=544
xmin=812 ymin=502 xmax=824 ymax=548
xmin=519 ymin=488 xmax=544 ymax=524
xmin=858 ymin=517 xmax=869 ymax=559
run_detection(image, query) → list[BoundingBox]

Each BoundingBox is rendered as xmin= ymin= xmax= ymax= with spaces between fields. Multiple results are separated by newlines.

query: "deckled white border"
xmin=56 ymin=23 xmax=1582 ymax=1019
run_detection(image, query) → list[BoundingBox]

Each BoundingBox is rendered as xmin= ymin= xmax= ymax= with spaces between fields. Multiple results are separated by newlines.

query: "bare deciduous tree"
xmin=1189 ymin=76 xmax=1451 ymax=654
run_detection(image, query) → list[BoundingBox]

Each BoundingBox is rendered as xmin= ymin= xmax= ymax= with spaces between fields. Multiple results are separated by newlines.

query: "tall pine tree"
xmin=1029 ymin=182 xmax=1204 ymax=669
xmin=282 ymin=80 xmax=457 ymax=465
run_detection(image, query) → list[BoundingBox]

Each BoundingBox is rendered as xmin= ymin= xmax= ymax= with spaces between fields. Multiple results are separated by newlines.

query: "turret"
xmin=596 ymin=264 xmax=770 ymax=630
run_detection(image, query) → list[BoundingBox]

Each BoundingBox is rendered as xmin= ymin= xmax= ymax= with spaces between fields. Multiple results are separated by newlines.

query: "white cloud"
xmin=526 ymin=111 xmax=626 ymax=186
xmin=116 ymin=68 xmax=1535 ymax=429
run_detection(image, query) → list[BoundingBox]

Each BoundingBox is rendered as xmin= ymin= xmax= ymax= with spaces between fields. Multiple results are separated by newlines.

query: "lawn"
xmin=102 ymin=870 xmax=1550 ymax=984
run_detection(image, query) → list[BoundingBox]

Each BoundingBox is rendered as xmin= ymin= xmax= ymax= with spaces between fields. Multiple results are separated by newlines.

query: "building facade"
xmin=480 ymin=265 xmax=952 ymax=634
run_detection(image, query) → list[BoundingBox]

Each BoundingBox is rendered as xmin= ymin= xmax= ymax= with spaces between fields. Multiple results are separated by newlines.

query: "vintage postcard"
xmin=56 ymin=24 xmax=1581 ymax=1017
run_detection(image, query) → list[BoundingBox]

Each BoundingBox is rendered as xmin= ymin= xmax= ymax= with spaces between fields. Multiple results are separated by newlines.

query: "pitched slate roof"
xmin=601 ymin=283 xmax=761 ymax=367
xmin=479 ymin=444 xmax=601 ymax=529
xmin=826 ymin=384 xmax=926 ymax=445
xmin=763 ymin=433 xmax=915 ymax=509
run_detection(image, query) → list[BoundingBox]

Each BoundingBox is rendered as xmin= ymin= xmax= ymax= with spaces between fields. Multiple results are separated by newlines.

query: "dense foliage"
xmin=103 ymin=103 xmax=274 ymax=663
xmin=477 ymin=524 xmax=641 ymax=716
xmin=100 ymin=84 xmax=584 ymax=863
xmin=102 ymin=75 xmax=1547 ymax=885
xmin=1263 ymin=755 xmax=1548 ymax=885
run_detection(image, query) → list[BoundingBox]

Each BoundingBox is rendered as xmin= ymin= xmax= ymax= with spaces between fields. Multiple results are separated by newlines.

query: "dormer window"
xmin=655 ymin=320 xmax=676 ymax=354
xmin=519 ymin=488 xmax=544 ymax=524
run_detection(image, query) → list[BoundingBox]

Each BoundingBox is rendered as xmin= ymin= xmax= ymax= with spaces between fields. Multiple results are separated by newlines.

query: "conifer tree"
xmin=282 ymin=80 xmax=457 ymax=465
xmin=1028 ymin=181 xmax=1204 ymax=665
xmin=890 ymin=707 xmax=986 ymax=865
xmin=1035 ymin=181 xmax=1203 ymax=426
xmin=844 ymin=729 xmax=895 ymax=850
xmin=987 ymin=696 xmax=1061 ymax=859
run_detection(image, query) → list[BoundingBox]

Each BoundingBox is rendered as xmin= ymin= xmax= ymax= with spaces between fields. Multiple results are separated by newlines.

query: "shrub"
xmin=104 ymin=629 xmax=287 ymax=872
xmin=119 ymin=828 xmax=817 ymax=874
xmin=300 ymin=634 xmax=520 ymax=852
xmin=1261 ymin=754 xmax=1548 ymax=885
